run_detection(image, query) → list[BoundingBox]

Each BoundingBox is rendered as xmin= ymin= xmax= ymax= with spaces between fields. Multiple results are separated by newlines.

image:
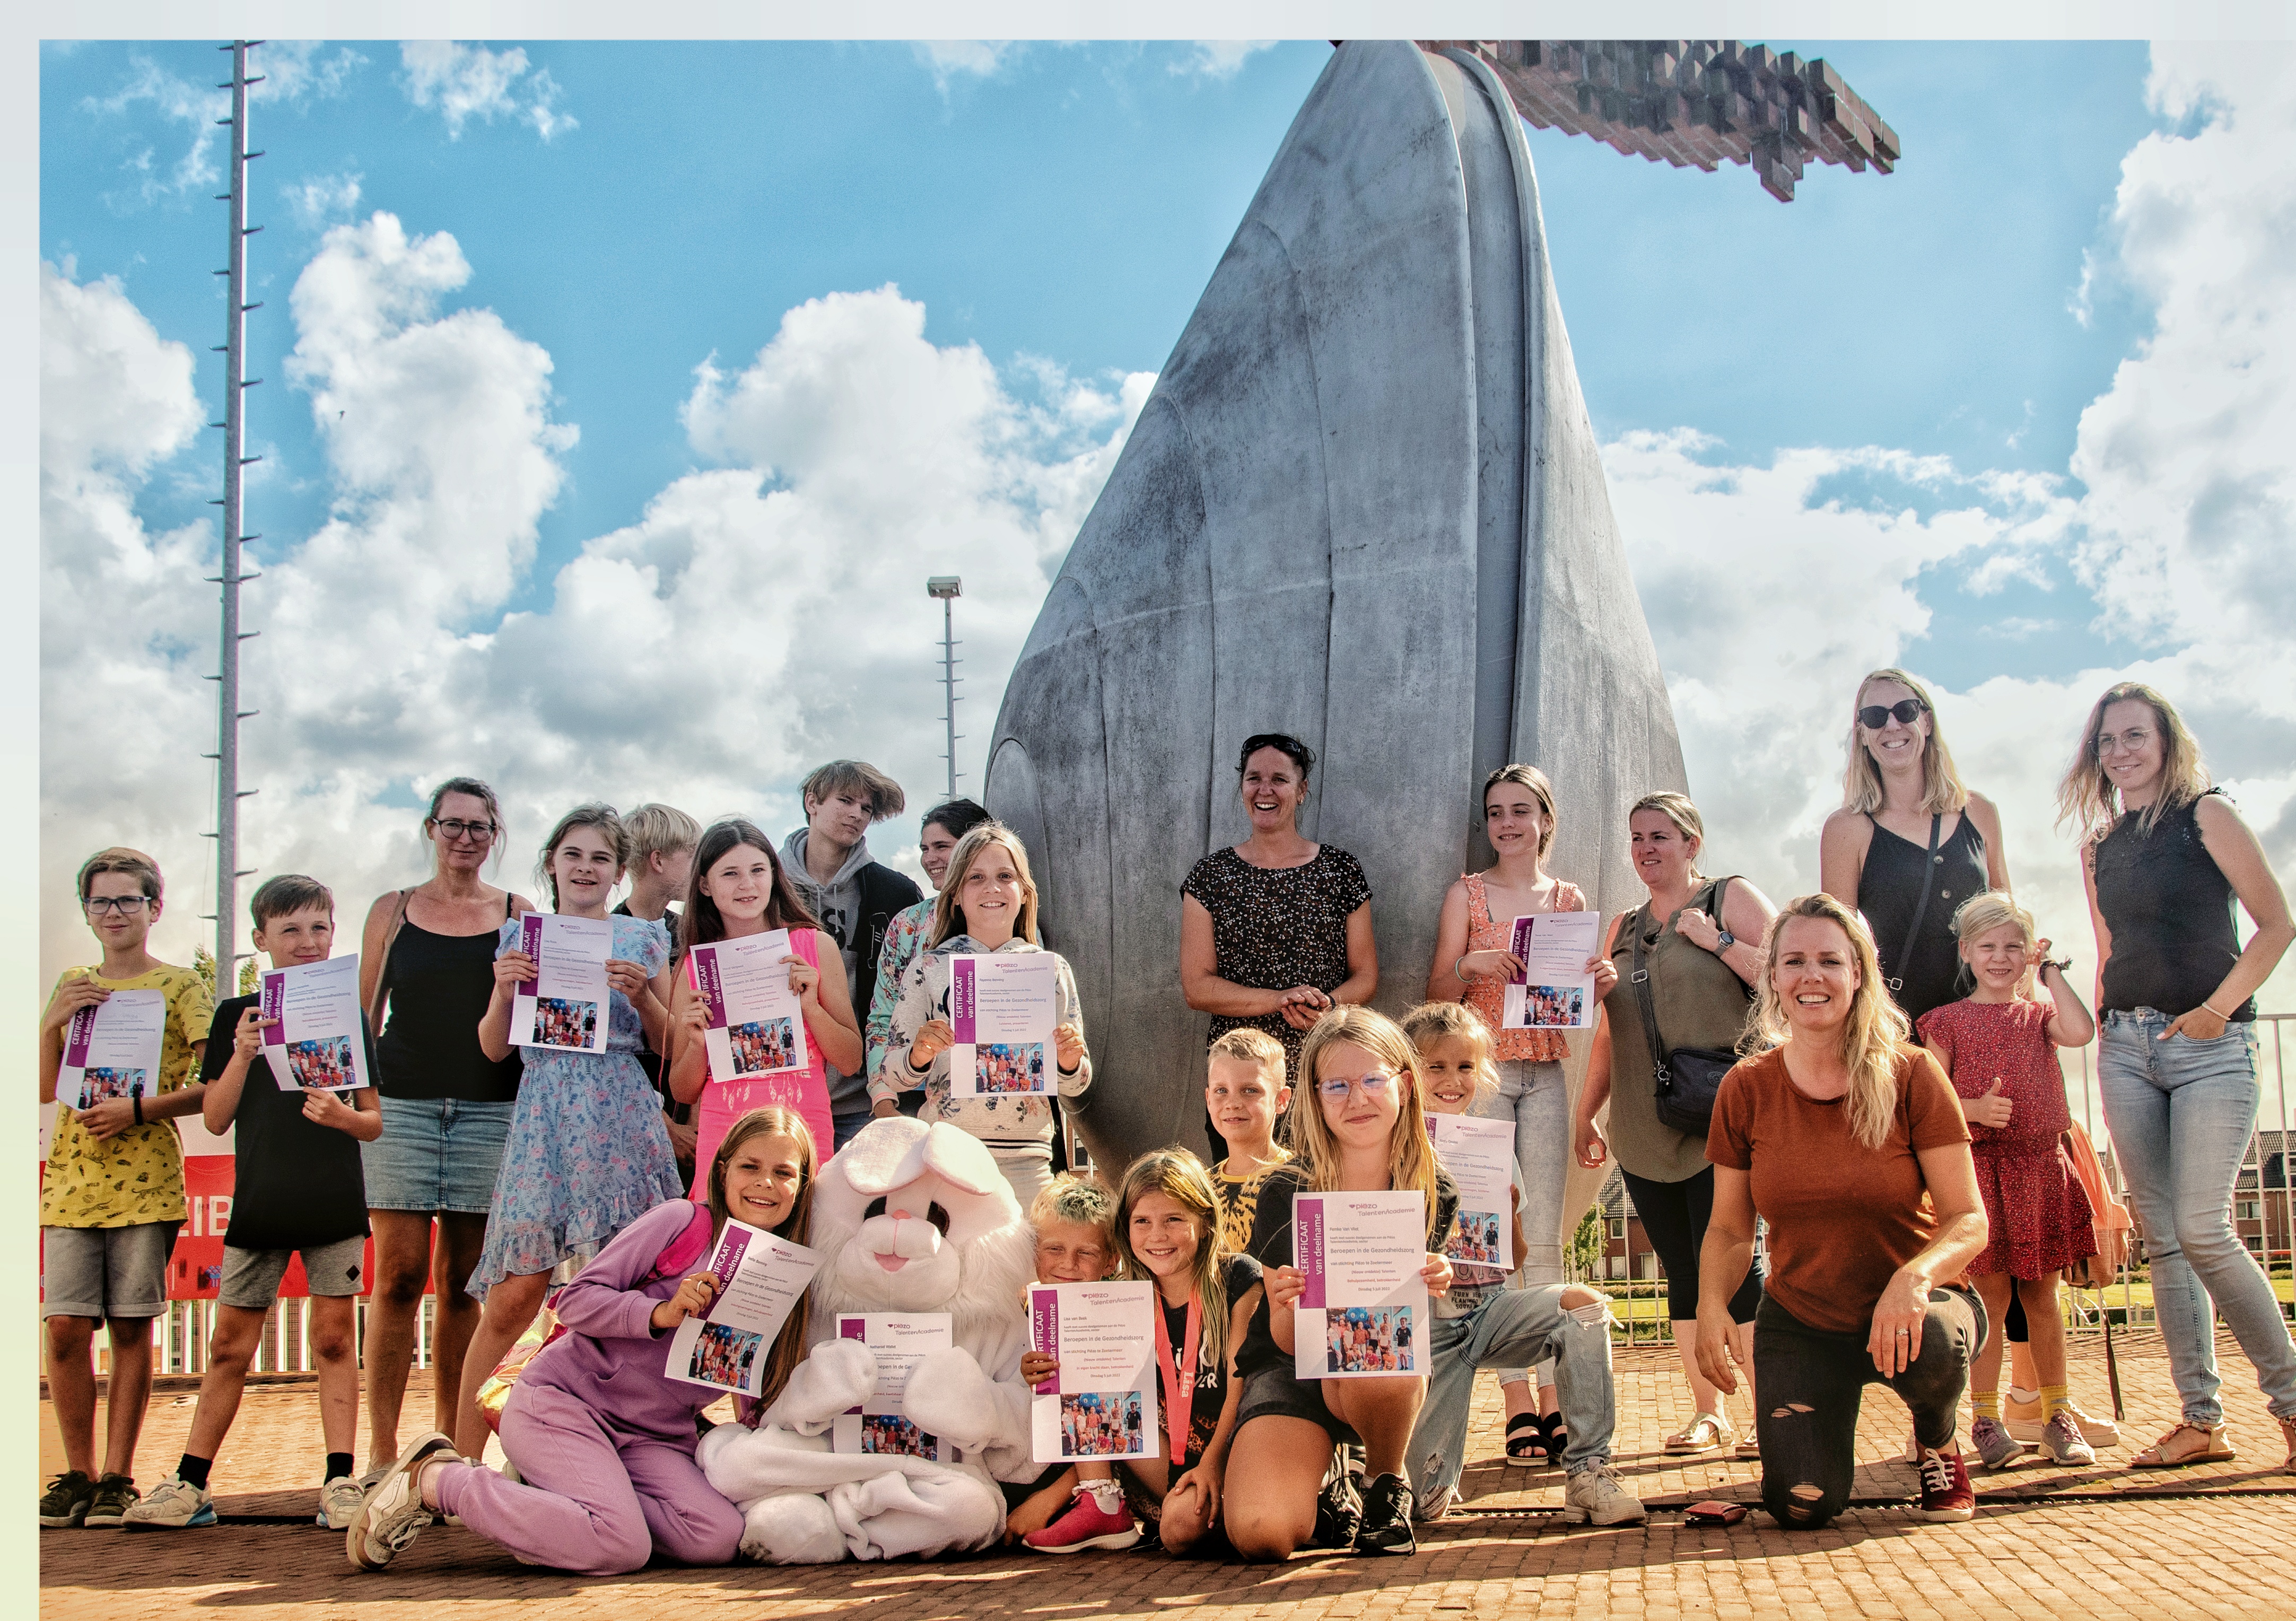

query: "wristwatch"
xmin=2039 ymin=957 xmax=2071 ymax=975
xmin=1713 ymin=929 xmax=1735 ymax=953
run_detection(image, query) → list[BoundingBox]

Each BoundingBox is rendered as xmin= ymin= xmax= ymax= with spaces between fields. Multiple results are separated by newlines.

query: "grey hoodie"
xmin=782 ymin=826 xmax=877 ymax=1114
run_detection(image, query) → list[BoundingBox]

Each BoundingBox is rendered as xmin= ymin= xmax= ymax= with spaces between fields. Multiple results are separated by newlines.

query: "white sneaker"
xmin=346 ymin=1432 xmax=456 ymax=1572
xmin=317 ymin=1475 xmax=365 ymax=1530
xmin=119 ymin=1477 xmax=215 ymax=1530
xmin=1560 ymin=1464 xmax=1647 ymax=1526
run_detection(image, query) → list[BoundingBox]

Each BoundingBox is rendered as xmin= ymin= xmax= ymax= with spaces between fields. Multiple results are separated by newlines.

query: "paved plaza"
xmin=40 ymin=1329 xmax=2296 ymax=1620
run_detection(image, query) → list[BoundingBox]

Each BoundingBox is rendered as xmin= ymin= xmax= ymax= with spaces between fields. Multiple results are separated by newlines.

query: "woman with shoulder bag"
xmin=1572 ymin=792 xmax=1774 ymax=1456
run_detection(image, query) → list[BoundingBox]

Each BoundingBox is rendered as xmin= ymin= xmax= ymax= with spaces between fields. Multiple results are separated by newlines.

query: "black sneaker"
xmin=1307 ymin=1466 xmax=1361 ymax=1549
xmin=1352 ymin=1472 xmax=1416 ymax=1556
xmin=38 ymin=1470 xmax=96 ymax=1528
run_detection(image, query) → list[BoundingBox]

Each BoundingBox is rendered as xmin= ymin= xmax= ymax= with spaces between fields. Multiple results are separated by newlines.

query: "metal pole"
xmin=941 ymin=597 xmax=958 ymax=799
xmin=206 ymin=41 xmax=265 ymax=982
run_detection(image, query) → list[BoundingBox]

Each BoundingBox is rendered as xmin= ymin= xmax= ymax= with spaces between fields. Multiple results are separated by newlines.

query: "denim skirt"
xmin=361 ymin=1095 xmax=513 ymax=1214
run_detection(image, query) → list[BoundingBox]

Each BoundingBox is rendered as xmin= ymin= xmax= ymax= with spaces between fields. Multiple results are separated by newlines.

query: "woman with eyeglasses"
xmin=2060 ymin=682 xmax=2296 ymax=1470
xmin=356 ymin=776 xmax=534 ymax=1481
xmin=1181 ymin=734 xmax=1377 ymax=1125
xmin=1820 ymin=670 xmax=2010 ymax=1027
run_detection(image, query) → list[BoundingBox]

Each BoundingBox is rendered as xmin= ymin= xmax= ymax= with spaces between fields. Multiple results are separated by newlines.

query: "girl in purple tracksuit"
xmin=346 ymin=1107 xmax=818 ymax=1575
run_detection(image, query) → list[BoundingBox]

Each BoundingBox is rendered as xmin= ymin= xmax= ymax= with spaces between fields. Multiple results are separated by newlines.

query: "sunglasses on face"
xmin=1857 ymin=699 xmax=1927 ymax=729
xmin=1317 ymin=1071 xmax=1399 ymax=1102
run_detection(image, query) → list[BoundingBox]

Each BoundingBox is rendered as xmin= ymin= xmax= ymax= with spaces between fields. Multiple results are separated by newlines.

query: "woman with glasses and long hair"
xmin=1181 ymin=734 xmax=1378 ymax=1104
xmin=2061 ymin=682 xmax=2296 ymax=1470
xmin=355 ymin=777 xmax=533 ymax=1484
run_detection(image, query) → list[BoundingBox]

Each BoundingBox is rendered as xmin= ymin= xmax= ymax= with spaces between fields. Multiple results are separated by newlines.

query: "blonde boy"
xmin=1203 ymin=1029 xmax=1291 ymax=1255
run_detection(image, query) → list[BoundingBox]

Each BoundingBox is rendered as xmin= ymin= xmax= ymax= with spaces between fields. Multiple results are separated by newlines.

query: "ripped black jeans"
xmin=1751 ymin=1286 xmax=1986 ymax=1528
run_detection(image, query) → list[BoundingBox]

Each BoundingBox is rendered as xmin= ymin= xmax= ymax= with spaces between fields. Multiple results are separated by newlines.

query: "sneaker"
xmin=317 ymin=1475 xmax=365 ymax=1530
xmin=83 ymin=1476 xmax=140 ymax=1529
xmin=1306 ymin=1466 xmax=1361 ymax=1550
xmin=1351 ymin=1471 xmax=1415 ymax=1556
xmin=1411 ymin=1480 xmax=1459 ymax=1524
xmin=1023 ymin=1481 xmax=1140 ymax=1554
xmin=1559 ymin=1464 xmax=1646 ymax=1527
xmin=346 ymin=1431 xmax=456 ymax=1572
xmin=1969 ymin=1416 xmax=2026 ymax=1471
xmin=2038 ymin=1410 xmax=2097 ymax=1467
xmin=2007 ymin=1397 xmax=2117 ymax=1449
xmin=1914 ymin=1444 xmax=1975 ymax=1521
xmin=38 ymin=1470 xmax=96 ymax=1528
xmin=120 ymin=1477 xmax=215 ymax=1530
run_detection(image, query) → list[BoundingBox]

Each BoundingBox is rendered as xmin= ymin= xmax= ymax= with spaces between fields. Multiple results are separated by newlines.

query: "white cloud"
xmin=80 ymin=45 xmax=363 ymax=209
xmin=915 ymin=41 xmax=1021 ymax=90
xmin=1174 ymin=41 xmax=1276 ymax=79
xmin=399 ymin=41 xmax=577 ymax=141
xmin=286 ymin=171 xmax=363 ymax=228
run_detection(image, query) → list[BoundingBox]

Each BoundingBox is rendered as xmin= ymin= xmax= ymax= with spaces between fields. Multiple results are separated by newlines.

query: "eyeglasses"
xmin=431 ymin=818 xmax=497 ymax=843
xmin=1857 ymin=700 xmax=1927 ymax=729
xmin=1317 ymin=1072 xmax=1398 ymax=1102
xmin=83 ymin=896 xmax=152 ymax=916
xmin=2096 ymin=729 xmax=2153 ymax=756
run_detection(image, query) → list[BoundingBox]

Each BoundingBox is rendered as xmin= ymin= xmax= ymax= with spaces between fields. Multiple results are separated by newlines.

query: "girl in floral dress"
xmin=449 ymin=803 xmax=685 ymax=1453
xmin=1916 ymin=893 xmax=2098 ymax=1470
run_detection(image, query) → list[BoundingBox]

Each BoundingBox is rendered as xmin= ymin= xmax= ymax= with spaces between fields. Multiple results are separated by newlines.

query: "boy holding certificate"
xmin=122 ymin=876 xmax=382 ymax=1531
xmin=38 ymin=849 xmax=214 ymax=1529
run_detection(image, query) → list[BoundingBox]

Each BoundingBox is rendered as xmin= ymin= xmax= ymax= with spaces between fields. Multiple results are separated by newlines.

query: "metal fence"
xmin=1583 ymin=1012 xmax=2295 ymax=1347
xmin=58 ymin=1295 xmax=444 ymax=1382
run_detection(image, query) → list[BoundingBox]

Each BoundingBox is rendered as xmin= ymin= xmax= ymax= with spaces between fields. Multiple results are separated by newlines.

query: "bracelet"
xmin=132 ymin=1096 xmax=144 ymax=1126
xmin=1453 ymin=955 xmax=1472 ymax=983
xmin=2202 ymin=1000 xmax=2233 ymax=1021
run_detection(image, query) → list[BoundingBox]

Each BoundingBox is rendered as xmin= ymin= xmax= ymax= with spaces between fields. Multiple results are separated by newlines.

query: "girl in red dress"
xmin=1916 ymin=894 xmax=2099 ymax=1469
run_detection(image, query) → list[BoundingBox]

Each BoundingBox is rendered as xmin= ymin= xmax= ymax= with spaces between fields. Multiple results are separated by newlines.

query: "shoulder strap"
xmin=1627 ymin=903 xmax=1671 ymax=1082
xmin=364 ymin=888 xmax=414 ymax=1032
xmin=645 ymin=1203 xmax=716 ymax=1285
xmin=1889 ymin=815 xmax=1943 ymax=993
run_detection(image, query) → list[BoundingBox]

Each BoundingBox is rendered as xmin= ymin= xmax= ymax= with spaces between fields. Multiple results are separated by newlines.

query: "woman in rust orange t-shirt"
xmin=1691 ymin=894 xmax=1990 ymax=1531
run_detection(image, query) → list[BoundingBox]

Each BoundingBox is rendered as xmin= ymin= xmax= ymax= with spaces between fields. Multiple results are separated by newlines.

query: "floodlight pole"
xmin=927 ymin=577 xmax=963 ymax=798
xmin=205 ymin=39 xmax=265 ymax=983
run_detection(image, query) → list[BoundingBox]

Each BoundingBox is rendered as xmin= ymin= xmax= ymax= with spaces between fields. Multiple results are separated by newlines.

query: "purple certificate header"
xmin=1508 ymin=916 xmax=1536 ymax=984
xmin=260 ymin=970 xmax=287 ymax=1048
xmin=517 ymin=913 xmax=543 ymax=997
xmin=63 ymin=1005 xmax=97 ymax=1069
xmin=1295 ymin=1195 xmax=1326 ymax=1310
xmin=1029 ymin=1286 xmax=1059 ymax=1393
xmin=839 ymin=1316 xmax=868 ymax=1413
xmin=950 ymin=957 xmax=978 ymax=1043
xmin=690 ymin=945 xmax=729 ymax=1029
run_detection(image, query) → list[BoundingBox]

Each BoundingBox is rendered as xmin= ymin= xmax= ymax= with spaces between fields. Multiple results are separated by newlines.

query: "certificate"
xmin=949 ymin=953 xmax=1059 ymax=1097
xmin=1028 ymin=1282 xmax=1158 ymax=1463
xmin=510 ymin=914 xmax=614 ymax=1053
xmin=664 ymin=1219 xmax=821 ymax=1398
xmin=259 ymin=955 xmax=369 ymax=1093
xmin=56 ymin=986 xmax=167 ymax=1111
xmin=1291 ymin=1190 xmax=1429 ymax=1381
xmin=1503 ymin=911 xmax=1601 ymax=1030
xmin=688 ymin=930 xmax=806 ymax=1082
xmin=832 ymin=1314 xmax=953 ymax=1461
xmin=1430 ymin=1114 xmax=1514 ymax=1272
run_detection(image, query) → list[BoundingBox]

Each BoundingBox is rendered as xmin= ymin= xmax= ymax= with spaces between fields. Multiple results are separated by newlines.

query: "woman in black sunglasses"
xmin=1819 ymin=668 xmax=2010 ymax=1027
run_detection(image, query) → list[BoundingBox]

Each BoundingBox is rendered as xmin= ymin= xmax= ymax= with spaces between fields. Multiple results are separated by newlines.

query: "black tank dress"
xmin=1860 ymin=811 xmax=1989 ymax=1026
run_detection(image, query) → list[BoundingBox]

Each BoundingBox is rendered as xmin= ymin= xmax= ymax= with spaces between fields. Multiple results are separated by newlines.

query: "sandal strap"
xmin=1505 ymin=1413 xmax=1542 ymax=1435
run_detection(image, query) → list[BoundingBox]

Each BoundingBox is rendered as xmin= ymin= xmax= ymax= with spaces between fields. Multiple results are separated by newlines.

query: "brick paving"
xmin=41 ymin=1330 xmax=2296 ymax=1619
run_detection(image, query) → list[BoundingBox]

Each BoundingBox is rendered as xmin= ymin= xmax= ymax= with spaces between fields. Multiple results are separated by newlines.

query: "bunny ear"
xmin=834 ymin=1115 xmax=932 ymax=1197
xmin=918 ymin=1123 xmax=1010 ymax=1199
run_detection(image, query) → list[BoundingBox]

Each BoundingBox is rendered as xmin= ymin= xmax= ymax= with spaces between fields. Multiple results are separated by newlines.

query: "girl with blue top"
xmin=448 ymin=803 xmax=685 ymax=1455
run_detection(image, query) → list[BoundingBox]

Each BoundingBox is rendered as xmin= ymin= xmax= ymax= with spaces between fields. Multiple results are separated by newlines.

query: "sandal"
xmin=2130 ymin=1422 xmax=2236 ymax=1469
xmin=1504 ymin=1413 xmax=1545 ymax=1465
xmin=1665 ymin=1413 xmax=1731 ymax=1455
xmin=1538 ymin=1410 xmax=1569 ymax=1466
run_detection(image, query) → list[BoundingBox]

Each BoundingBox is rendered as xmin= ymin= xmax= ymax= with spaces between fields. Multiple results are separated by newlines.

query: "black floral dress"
xmin=1182 ymin=846 xmax=1372 ymax=1081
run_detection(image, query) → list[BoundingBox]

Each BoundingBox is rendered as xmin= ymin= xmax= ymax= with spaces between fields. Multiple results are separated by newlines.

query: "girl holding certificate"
xmin=350 ymin=1107 xmax=819 ymax=1575
xmin=1223 ymin=1008 xmax=1456 ymax=1561
xmin=452 ymin=804 xmax=685 ymax=1455
xmin=666 ymin=819 xmax=861 ymax=1188
xmin=883 ymin=825 xmax=1092 ymax=1210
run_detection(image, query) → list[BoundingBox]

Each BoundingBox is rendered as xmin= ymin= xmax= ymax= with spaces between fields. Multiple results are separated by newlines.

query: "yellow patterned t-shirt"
xmin=40 ymin=963 xmax=214 ymax=1229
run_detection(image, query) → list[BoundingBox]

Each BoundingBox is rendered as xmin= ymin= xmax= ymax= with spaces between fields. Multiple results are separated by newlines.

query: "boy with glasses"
xmin=38 ymin=849 xmax=213 ymax=1528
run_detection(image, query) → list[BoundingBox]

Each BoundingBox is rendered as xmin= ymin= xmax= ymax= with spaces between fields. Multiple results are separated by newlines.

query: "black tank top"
xmin=374 ymin=901 xmax=523 ymax=1103
xmin=2093 ymin=791 xmax=2253 ymax=1022
xmin=1861 ymin=812 xmax=1989 ymax=1026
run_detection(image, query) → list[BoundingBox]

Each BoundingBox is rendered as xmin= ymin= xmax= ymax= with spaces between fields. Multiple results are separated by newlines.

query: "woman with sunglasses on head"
xmin=356 ymin=777 xmax=535 ymax=1483
xmin=1182 ymin=734 xmax=1377 ymax=1133
xmin=2061 ymin=682 xmax=2296 ymax=1471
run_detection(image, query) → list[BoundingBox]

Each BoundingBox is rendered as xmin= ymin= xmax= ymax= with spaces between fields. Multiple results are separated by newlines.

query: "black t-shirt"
xmin=1234 ymin=1163 xmax=1459 ymax=1383
xmin=204 ymin=993 xmax=374 ymax=1252
xmin=1156 ymin=1253 xmax=1263 ymax=1471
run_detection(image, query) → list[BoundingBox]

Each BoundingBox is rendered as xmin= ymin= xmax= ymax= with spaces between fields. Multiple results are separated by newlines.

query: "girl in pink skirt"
xmin=1917 ymin=894 xmax=2099 ymax=1469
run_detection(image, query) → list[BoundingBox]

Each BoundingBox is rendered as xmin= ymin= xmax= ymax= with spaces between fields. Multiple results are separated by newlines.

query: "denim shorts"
xmin=361 ymin=1095 xmax=513 ymax=1214
xmin=42 ymin=1221 xmax=182 ymax=1321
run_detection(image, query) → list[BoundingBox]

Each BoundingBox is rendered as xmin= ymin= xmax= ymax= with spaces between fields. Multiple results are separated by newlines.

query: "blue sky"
xmin=36 ymin=37 xmax=2296 ymax=1019
xmin=44 ymin=38 xmax=2153 ymax=679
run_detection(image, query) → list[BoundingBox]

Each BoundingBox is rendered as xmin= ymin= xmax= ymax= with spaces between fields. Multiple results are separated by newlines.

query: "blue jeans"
xmin=1476 ymin=1059 xmax=1570 ymax=1388
xmin=2099 ymin=1012 xmax=2296 ymax=1424
xmin=1405 ymin=1283 xmax=1617 ymax=1511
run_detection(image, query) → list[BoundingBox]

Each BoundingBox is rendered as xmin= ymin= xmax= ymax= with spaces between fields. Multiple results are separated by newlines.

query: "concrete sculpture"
xmin=983 ymin=40 xmax=1693 ymax=1245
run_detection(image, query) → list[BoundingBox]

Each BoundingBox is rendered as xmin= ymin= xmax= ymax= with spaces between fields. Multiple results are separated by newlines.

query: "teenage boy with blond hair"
xmin=38 ymin=849 xmax=213 ymax=1528
xmin=1203 ymin=1028 xmax=1291 ymax=1256
xmin=121 ymin=875 xmax=382 ymax=1531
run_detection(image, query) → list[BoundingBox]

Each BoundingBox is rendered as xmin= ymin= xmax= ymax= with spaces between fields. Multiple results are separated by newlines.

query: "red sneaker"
xmin=1915 ymin=1442 xmax=1976 ymax=1522
xmin=1024 ymin=1481 xmax=1140 ymax=1553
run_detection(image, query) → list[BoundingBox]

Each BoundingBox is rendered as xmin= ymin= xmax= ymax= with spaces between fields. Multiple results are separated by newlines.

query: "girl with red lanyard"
xmin=1111 ymin=1149 xmax=1262 ymax=1556
xmin=665 ymin=819 xmax=861 ymax=1185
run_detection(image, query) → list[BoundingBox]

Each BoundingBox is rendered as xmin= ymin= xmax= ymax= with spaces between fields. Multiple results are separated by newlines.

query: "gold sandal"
xmin=1664 ymin=1413 xmax=1731 ymax=1455
xmin=2129 ymin=1422 xmax=2235 ymax=1469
